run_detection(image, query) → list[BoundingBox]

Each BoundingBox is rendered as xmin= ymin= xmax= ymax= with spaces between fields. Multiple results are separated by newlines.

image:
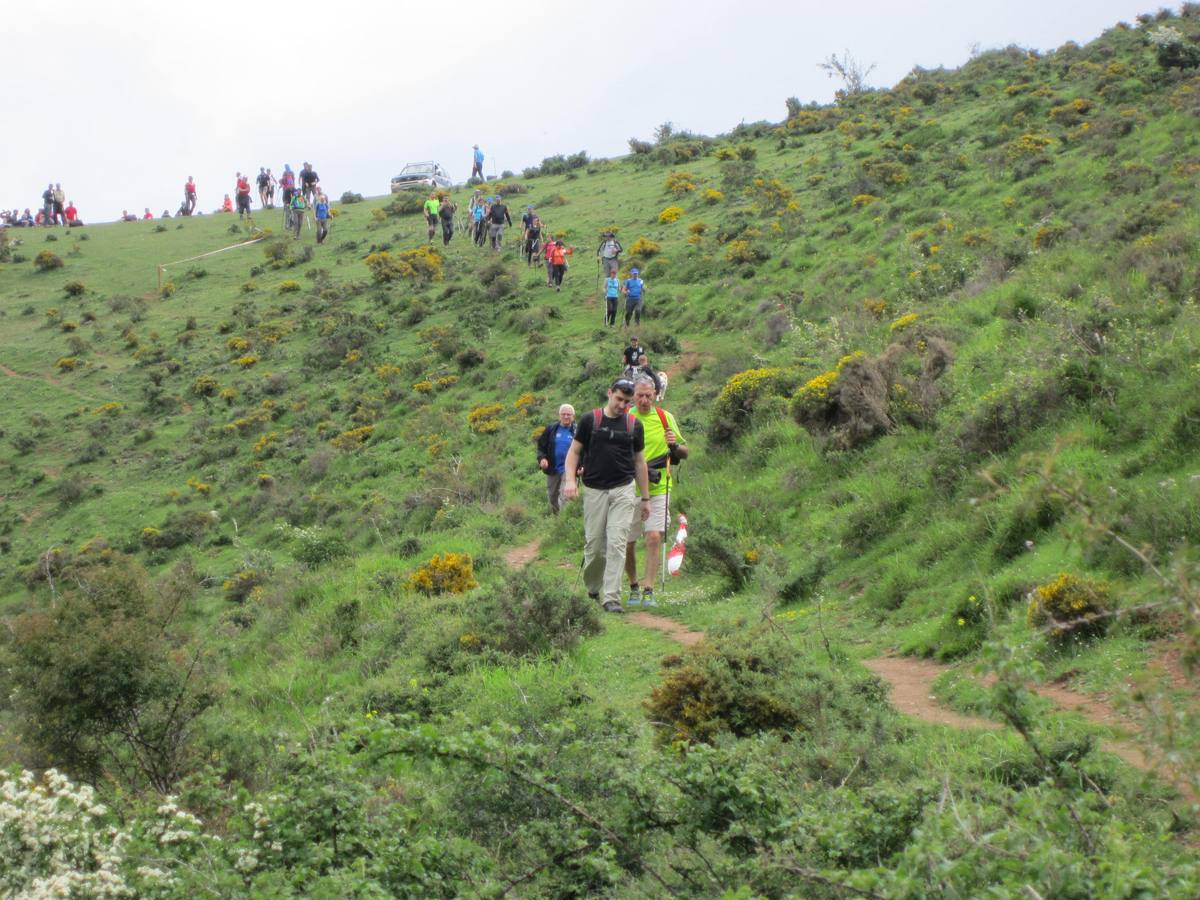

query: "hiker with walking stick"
xmin=623 ymin=375 xmax=688 ymax=608
xmin=597 ymin=231 xmax=623 ymax=277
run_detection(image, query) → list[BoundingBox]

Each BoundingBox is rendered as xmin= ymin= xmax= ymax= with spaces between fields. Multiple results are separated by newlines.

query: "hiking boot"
xmin=627 ymin=586 xmax=641 ymax=607
xmin=641 ymin=589 xmax=657 ymax=608
xmin=601 ymin=599 xmax=624 ymax=614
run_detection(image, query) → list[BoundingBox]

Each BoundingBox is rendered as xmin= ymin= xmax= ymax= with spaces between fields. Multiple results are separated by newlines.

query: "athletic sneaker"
xmin=627 ymin=586 xmax=641 ymax=607
xmin=601 ymin=599 xmax=624 ymax=614
xmin=641 ymin=589 xmax=657 ymax=608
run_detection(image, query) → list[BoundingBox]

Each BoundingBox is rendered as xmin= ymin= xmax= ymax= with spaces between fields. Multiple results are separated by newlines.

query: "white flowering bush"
xmin=0 ymin=769 xmax=131 ymax=897
xmin=1148 ymin=24 xmax=1200 ymax=68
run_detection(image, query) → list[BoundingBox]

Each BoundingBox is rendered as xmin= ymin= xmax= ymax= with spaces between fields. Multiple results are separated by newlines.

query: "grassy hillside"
xmin=1 ymin=10 xmax=1199 ymax=896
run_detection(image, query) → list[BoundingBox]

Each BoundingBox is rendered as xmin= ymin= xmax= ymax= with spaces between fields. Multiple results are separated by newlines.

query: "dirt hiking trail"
xmin=626 ymin=611 xmax=704 ymax=646
xmin=503 ymin=538 xmax=542 ymax=570
xmin=505 ymin=542 xmax=1191 ymax=796
xmin=1 ymin=361 xmax=102 ymax=404
xmin=503 ymin=538 xmax=704 ymax=645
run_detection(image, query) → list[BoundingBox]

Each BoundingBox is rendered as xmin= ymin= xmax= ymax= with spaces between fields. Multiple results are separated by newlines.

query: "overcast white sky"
xmin=5 ymin=0 xmax=1155 ymax=221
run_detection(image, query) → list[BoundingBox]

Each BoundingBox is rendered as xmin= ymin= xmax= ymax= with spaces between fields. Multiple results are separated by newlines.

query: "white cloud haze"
xmin=4 ymin=0 xmax=1153 ymax=220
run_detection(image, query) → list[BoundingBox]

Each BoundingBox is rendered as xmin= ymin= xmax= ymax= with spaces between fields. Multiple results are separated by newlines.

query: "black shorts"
xmin=282 ymin=188 xmax=294 ymax=204
xmin=236 ymin=193 xmax=251 ymax=211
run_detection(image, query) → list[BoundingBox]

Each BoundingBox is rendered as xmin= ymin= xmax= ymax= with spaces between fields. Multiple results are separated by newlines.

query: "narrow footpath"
xmin=504 ymin=541 xmax=1192 ymax=798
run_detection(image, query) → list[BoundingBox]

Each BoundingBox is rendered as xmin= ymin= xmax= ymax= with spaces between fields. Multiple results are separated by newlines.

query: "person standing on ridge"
xmin=41 ymin=184 xmax=54 ymax=226
xmin=300 ymin=162 xmax=320 ymax=203
xmin=596 ymin=231 xmax=623 ymax=277
xmin=256 ymin=168 xmax=271 ymax=208
xmin=623 ymin=376 xmax=688 ymax=608
xmin=279 ymin=165 xmax=296 ymax=207
xmin=536 ymin=404 xmax=576 ymax=514
xmin=235 ymin=172 xmax=252 ymax=218
xmin=438 ymin=194 xmax=456 ymax=247
xmin=265 ymin=169 xmax=277 ymax=207
xmin=52 ymin=184 xmax=66 ymax=226
xmin=314 ymin=192 xmax=331 ymax=244
xmin=562 ymin=378 xmax=651 ymax=614
xmin=471 ymin=144 xmax=484 ymax=181
xmin=622 ymin=267 xmax=646 ymax=327
xmin=184 ymin=176 xmax=197 ymax=215
xmin=487 ymin=195 xmax=512 ymax=251
xmin=423 ymin=192 xmax=440 ymax=243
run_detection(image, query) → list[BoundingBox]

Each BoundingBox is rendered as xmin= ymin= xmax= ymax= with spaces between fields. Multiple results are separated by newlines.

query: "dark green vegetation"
xmin=1 ymin=11 xmax=1199 ymax=896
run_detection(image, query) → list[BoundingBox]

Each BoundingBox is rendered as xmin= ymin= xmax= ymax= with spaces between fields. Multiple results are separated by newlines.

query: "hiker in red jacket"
xmin=235 ymin=172 xmax=252 ymax=218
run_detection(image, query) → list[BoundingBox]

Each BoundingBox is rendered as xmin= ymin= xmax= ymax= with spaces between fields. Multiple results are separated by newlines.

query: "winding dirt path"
xmin=503 ymin=538 xmax=542 ymax=570
xmin=0 ymin=361 xmax=101 ymax=404
xmin=865 ymin=656 xmax=1193 ymax=798
xmin=863 ymin=658 xmax=1000 ymax=731
xmin=511 ymin=542 xmax=1190 ymax=795
xmin=626 ymin=611 xmax=704 ymax=646
xmin=504 ymin=541 xmax=703 ymax=645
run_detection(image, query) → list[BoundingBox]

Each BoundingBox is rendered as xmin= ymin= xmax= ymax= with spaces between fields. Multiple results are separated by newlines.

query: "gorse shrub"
xmin=644 ymin=629 xmax=880 ymax=746
xmin=385 ymin=192 xmax=425 ymax=216
xmin=710 ymin=366 xmax=801 ymax=446
xmin=1027 ymin=572 xmax=1113 ymax=642
xmin=408 ymin=552 xmax=478 ymax=595
xmin=658 ymin=205 xmax=684 ymax=224
xmin=468 ymin=402 xmax=505 ymax=434
xmin=34 ymin=250 xmax=64 ymax=271
xmin=664 ymin=171 xmax=698 ymax=196
xmin=628 ymin=237 xmax=661 ymax=258
xmin=365 ymin=246 xmax=444 ymax=284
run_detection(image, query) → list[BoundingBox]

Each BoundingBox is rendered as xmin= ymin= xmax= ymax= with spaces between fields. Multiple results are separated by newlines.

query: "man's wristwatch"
xmin=641 ymin=498 xmax=650 ymax=503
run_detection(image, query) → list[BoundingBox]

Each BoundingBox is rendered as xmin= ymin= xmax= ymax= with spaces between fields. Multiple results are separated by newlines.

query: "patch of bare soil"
xmin=625 ymin=611 xmax=704 ymax=646
xmin=503 ymin=538 xmax=542 ymax=570
xmin=863 ymin=657 xmax=1000 ymax=731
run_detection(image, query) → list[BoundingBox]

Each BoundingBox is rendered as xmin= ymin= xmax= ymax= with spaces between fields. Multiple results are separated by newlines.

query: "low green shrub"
xmin=465 ymin=568 xmax=601 ymax=657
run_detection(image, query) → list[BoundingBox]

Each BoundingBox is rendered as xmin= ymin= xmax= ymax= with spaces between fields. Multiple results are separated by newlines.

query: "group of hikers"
xmin=3 ymin=184 xmax=83 ymax=228
xmin=199 ymin=163 xmax=332 ymax=242
xmin=536 ymin=336 xmax=683 ymax=613
xmin=421 ymin=192 xmax=648 ymax=315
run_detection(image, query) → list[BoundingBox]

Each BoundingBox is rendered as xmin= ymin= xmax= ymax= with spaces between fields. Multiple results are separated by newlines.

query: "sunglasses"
xmin=611 ymin=379 xmax=635 ymax=393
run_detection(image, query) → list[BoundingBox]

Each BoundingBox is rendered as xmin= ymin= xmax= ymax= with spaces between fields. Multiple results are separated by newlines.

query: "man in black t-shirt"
xmin=563 ymin=378 xmax=652 ymax=613
xmin=621 ymin=336 xmax=644 ymax=368
xmin=487 ymin=198 xmax=512 ymax=251
xmin=300 ymin=163 xmax=320 ymax=203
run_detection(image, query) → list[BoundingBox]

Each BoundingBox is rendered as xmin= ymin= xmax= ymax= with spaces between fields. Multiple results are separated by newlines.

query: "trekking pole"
xmin=571 ymin=552 xmax=584 ymax=594
xmin=660 ymin=460 xmax=671 ymax=596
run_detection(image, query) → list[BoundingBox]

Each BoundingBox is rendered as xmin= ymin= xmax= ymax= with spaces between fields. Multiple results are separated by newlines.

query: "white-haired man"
xmin=535 ymin=404 xmax=577 ymax=514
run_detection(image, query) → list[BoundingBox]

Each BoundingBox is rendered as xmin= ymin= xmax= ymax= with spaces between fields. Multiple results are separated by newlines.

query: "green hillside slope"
xmin=1 ymin=11 xmax=1198 ymax=896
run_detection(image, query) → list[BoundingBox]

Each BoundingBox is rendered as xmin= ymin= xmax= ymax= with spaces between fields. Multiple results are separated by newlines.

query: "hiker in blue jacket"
xmin=622 ymin=268 xmax=646 ymax=327
xmin=536 ymin=404 xmax=576 ymax=514
xmin=471 ymin=144 xmax=485 ymax=180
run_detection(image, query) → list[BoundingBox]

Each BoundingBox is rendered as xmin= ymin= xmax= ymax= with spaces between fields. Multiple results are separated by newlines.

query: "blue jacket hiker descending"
xmin=622 ymin=269 xmax=646 ymax=326
xmin=536 ymin=404 xmax=577 ymax=514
